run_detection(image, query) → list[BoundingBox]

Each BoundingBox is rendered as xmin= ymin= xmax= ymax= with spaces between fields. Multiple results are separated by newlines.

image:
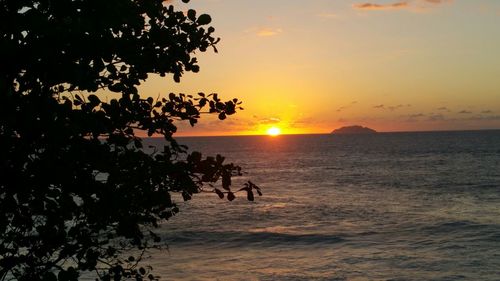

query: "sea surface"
xmin=142 ymin=131 xmax=500 ymax=281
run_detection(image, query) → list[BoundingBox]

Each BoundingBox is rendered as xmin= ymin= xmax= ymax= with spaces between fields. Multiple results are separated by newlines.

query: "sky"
xmin=138 ymin=0 xmax=500 ymax=136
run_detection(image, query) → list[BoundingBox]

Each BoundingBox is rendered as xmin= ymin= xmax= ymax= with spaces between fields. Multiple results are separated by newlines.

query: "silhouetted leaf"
xmin=222 ymin=172 xmax=231 ymax=190
xmin=197 ymin=14 xmax=212 ymax=25
xmin=247 ymin=190 xmax=254 ymax=201
xmin=88 ymin=94 xmax=101 ymax=107
xmin=187 ymin=9 xmax=196 ymax=21
xmin=215 ymin=189 xmax=224 ymax=199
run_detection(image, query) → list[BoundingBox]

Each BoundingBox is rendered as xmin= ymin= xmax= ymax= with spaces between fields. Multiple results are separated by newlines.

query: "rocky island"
xmin=331 ymin=125 xmax=377 ymax=135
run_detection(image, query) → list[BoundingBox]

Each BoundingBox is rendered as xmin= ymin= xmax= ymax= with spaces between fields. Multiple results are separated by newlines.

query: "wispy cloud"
xmin=458 ymin=110 xmax=472 ymax=114
xmin=404 ymin=113 xmax=426 ymax=122
xmin=336 ymin=101 xmax=358 ymax=112
xmin=252 ymin=115 xmax=282 ymax=125
xmin=175 ymin=116 xmax=254 ymax=136
xmin=374 ymin=104 xmax=410 ymax=110
xmin=423 ymin=0 xmax=452 ymax=4
xmin=409 ymin=113 xmax=425 ymax=118
xmin=290 ymin=117 xmax=317 ymax=128
xmin=353 ymin=0 xmax=453 ymax=12
xmin=257 ymin=117 xmax=281 ymax=124
xmin=426 ymin=113 xmax=500 ymax=122
xmin=427 ymin=113 xmax=445 ymax=121
xmin=388 ymin=104 xmax=410 ymax=111
xmin=466 ymin=115 xmax=500 ymax=121
xmin=353 ymin=2 xmax=409 ymax=11
xmin=317 ymin=12 xmax=339 ymax=19
xmin=256 ymin=27 xmax=283 ymax=37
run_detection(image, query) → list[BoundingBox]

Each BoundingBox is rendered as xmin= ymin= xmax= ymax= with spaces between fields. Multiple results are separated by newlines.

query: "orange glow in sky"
xmin=135 ymin=1 xmax=500 ymax=136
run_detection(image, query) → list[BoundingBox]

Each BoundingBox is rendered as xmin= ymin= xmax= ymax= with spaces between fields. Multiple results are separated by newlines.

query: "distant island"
xmin=331 ymin=125 xmax=377 ymax=135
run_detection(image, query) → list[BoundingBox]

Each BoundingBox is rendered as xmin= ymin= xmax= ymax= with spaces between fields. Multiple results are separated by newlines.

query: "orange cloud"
xmin=353 ymin=0 xmax=453 ymax=11
xmin=317 ymin=13 xmax=338 ymax=19
xmin=353 ymin=2 xmax=409 ymax=10
xmin=256 ymin=27 xmax=283 ymax=37
xmin=423 ymin=0 xmax=451 ymax=3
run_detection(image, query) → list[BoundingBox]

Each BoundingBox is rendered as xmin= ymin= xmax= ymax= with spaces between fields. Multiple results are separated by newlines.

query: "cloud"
xmin=458 ymin=110 xmax=472 ymax=114
xmin=254 ymin=116 xmax=281 ymax=124
xmin=373 ymin=104 xmax=409 ymax=110
xmin=256 ymin=27 xmax=283 ymax=37
xmin=290 ymin=117 xmax=317 ymax=128
xmin=423 ymin=0 xmax=451 ymax=3
xmin=428 ymin=114 xmax=445 ymax=121
xmin=466 ymin=115 xmax=500 ymax=121
xmin=318 ymin=13 xmax=338 ymax=19
xmin=174 ymin=116 xmax=255 ymax=136
xmin=437 ymin=107 xmax=450 ymax=111
xmin=409 ymin=113 xmax=425 ymax=118
xmin=481 ymin=110 xmax=493 ymax=114
xmin=353 ymin=2 xmax=409 ymax=11
xmin=260 ymin=118 xmax=281 ymax=124
xmin=336 ymin=101 xmax=358 ymax=112
xmin=404 ymin=113 xmax=425 ymax=122
xmin=388 ymin=104 xmax=407 ymax=111
xmin=353 ymin=0 xmax=453 ymax=12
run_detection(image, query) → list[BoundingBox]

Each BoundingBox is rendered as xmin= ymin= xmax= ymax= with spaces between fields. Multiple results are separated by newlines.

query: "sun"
xmin=267 ymin=127 xmax=281 ymax=136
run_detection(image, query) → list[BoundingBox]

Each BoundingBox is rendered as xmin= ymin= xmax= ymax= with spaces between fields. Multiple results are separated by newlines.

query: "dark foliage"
xmin=0 ymin=0 xmax=261 ymax=280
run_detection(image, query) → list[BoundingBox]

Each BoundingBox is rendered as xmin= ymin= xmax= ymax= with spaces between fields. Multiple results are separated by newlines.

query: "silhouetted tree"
xmin=0 ymin=0 xmax=260 ymax=280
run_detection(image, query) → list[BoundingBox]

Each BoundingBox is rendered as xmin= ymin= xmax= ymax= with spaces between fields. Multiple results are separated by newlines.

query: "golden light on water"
xmin=267 ymin=127 xmax=281 ymax=136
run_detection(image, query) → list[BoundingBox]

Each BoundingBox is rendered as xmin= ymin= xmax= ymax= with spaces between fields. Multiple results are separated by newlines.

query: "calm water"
xmin=143 ymin=131 xmax=500 ymax=280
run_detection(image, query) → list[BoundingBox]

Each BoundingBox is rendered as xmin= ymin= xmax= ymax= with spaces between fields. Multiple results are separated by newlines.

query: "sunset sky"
xmin=139 ymin=0 xmax=500 ymax=136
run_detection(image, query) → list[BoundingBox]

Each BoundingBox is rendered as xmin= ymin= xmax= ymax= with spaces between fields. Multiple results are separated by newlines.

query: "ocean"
xmin=142 ymin=131 xmax=500 ymax=280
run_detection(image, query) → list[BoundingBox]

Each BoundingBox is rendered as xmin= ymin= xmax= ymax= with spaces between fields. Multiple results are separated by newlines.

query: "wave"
xmin=161 ymin=230 xmax=345 ymax=247
xmin=420 ymin=220 xmax=500 ymax=234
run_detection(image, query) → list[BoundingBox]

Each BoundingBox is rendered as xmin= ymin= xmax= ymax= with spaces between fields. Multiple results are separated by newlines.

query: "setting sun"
xmin=267 ymin=127 xmax=281 ymax=136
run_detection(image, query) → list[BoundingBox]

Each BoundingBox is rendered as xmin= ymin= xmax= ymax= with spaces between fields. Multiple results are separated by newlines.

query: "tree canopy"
xmin=0 ymin=0 xmax=260 ymax=280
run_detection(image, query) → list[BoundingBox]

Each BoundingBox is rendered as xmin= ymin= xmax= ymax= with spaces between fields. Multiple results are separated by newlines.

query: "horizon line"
xmin=172 ymin=128 xmax=500 ymax=138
